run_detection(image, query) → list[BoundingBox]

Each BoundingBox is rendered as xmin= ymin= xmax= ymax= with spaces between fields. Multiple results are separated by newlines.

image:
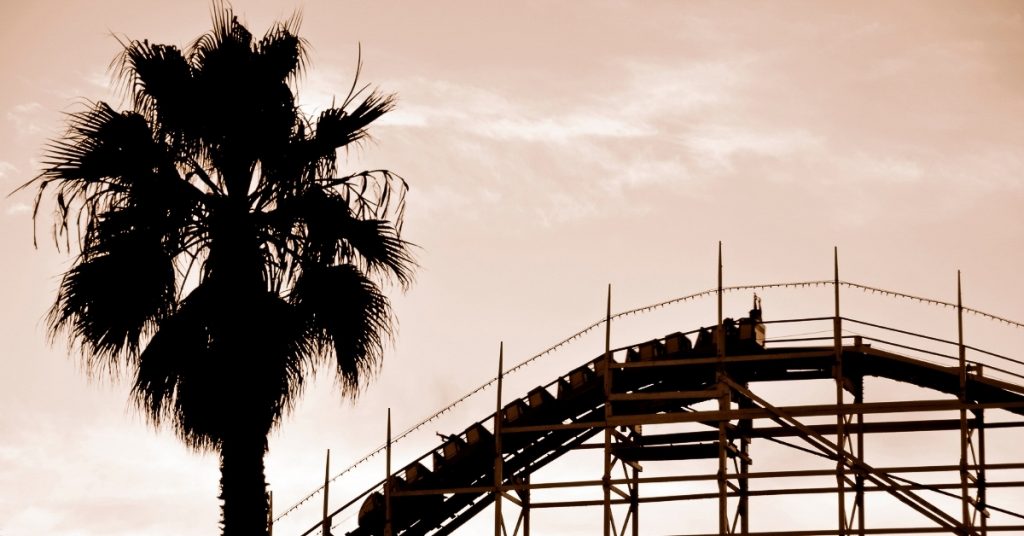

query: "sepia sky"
xmin=2 ymin=1 xmax=1024 ymax=535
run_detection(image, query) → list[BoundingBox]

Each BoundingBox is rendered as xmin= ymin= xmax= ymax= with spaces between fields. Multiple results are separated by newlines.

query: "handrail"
xmin=843 ymin=316 xmax=1024 ymax=372
xmin=856 ymin=335 xmax=958 ymax=363
xmin=761 ymin=316 xmax=834 ymax=325
xmin=977 ymin=362 xmax=1024 ymax=383
xmin=842 ymin=317 xmax=961 ymax=348
xmin=965 ymin=343 xmax=1024 ymax=368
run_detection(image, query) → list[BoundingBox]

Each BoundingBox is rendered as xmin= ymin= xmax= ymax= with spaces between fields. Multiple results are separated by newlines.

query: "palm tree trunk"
xmin=219 ymin=430 xmax=269 ymax=536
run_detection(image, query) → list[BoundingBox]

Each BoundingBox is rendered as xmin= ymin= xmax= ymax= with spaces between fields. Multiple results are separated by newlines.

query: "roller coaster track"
xmin=288 ymin=281 xmax=1024 ymax=536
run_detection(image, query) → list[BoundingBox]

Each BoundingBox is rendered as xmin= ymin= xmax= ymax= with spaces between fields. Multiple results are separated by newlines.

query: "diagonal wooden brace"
xmin=722 ymin=377 xmax=976 ymax=536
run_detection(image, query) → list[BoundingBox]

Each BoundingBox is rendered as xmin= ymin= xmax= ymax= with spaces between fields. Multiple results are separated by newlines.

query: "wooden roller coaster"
xmin=290 ymin=252 xmax=1024 ymax=536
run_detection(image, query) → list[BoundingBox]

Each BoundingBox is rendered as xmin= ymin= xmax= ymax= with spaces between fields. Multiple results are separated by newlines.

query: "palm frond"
xmin=132 ymin=282 xmax=218 ymax=449
xmin=33 ymin=102 xmax=201 ymax=251
xmin=49 ymin=220 xmax=176 ymax=372
xmin=116 ymin=40 xmax=195 ymax=145
xmin=313 ymin=90 xmax=396 ymax=162
xmin=42 ymin=103 xmax=161 ymax=183
xmin=267 ymin=187 xmax=413 ymax=286
xmin=291 ymin=264 xmax=392 ymax=396
xmin=331 ymin=169 xmax=408 ymax=232
xmin=189 ymin=2 xmax=250 ymax=70
xmin=256 ymin=20 xmax=308 ymax=86
xmin=339 ymin=218 xmax=415 ymax=287
xmin=183 ymin=5 xmax=303 ymax=199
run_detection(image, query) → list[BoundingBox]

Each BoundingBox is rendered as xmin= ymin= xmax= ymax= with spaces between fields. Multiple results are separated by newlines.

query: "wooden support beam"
xmin=723 ymin=378 xmax=968 ymax=534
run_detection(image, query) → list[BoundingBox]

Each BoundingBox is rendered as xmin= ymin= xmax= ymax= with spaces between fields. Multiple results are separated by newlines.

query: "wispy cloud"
xmin=839 ymin=153 xmax=924 ymax=185
xmin=4 ymin=203 xmax=31 ymax=217
xmin=618 ymin=59 xmax=746 ymax=118
xmin=7 ymin=102 xmax=45 ymax=135
xmin=0 ymin=161 xmax=17 ymax=180
xmin=684 ymin=125 xmax=822 ymax=173
xmin=373 ymin=79 xmax=658 ymax=143
xmin=480 ymin=113 xmax=654 ymax=143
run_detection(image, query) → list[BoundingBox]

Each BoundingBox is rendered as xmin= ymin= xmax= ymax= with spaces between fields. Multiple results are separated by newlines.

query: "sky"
xmin=2 ymin=1 xmax=1024 ymax=535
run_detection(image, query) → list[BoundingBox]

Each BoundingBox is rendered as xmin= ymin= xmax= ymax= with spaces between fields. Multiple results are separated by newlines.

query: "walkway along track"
xmin=302 ymin=311 xmax=1024 ymax=536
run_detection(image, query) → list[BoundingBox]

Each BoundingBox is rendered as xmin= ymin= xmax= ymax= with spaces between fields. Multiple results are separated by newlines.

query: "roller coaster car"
xmin=693 ymin=326 xmax=717 ymax=356
xmin=502 ymin=388 xmax=556 ymax=428
xmin=431 ymin=434 xmax=467 ymax=472
xmin=464 ymin=422 xmax=494 ymax=450
xmin=557 ymin=364 xmax=597 ymax=399
xmin=568 ymin=364 xmax=594 ymax=389
xmin=502 ymin=398 xmax=530 ymax=425
xmin=500 ymin=398 xmax=532 ymax=451
xmin=692 ymin=298 xmax=766 ymax=356
xmin=403 ymin=461 xmax=444 ymax=512
xmin=432 ymin=424 xmax=494 ymax=472
xmin=355 ymin=491 xmax=385 ymax=531
xmin=624 ymin=336 xmax=689 ymax=391
xmin=452 ymin=424 xmax=496 ymax=482
xmin=355 ymin=468 xmax=444 ymax=535
xmin=527 ymin=386 xmax=555 ymax=410
xmin=404 ymin=461 xmax=435 ymax=486
xmin=590 ymin=355 xmax=611 ymax=375
xmin=355 ymin=475 xmax=407 ymax=531
xmin=626 ymin=339 xmax=667 ymax=363
xmin=664 ymin=332 xmax=692 ymax=356
xmin=557 ymin=358 xmax=611 ymax=419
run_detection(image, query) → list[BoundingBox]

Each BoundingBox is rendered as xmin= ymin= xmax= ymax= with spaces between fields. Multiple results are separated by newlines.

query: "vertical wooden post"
xmin=523 ymin=474 xmax=531 ymax=536
xmin=603 ymin=284 xmax=613 ymax=536
xmin=495 ymin=343 xmax=505 ymax=536
xmin=717 ymin=386 xmax=731 ymax=534
xmin=716 ymin=243 xmax=729 ymax=534
xmin=854 ymin=374 xmax=866 ymax=536
xmin=834 ymin=247 xmax=848 ymax=535
xmin=717 ymin=242 xmax=724 ymax=360
xmin=630 ymin=464 xmax=640 ymax=536
xmin=322 ymin=449 xmax=330 ymax=536
xmin=957 ymin=271 xmax=971 ymax=533
xmin=976 ymin=391 xmax=988 ymax=535
xmin=268 ymin=490 xmax=274 ymax=536
xmin=738 ymin=391 xmax=752 ymax=534
xmin=385 ymin=409 xmax=393 ymax=536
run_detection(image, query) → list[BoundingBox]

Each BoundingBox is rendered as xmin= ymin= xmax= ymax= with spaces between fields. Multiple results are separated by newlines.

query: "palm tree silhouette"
xmin=24 ymin=6 xmax=412 ymax=535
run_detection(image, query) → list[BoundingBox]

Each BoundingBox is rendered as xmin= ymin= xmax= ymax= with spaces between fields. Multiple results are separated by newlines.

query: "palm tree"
xmin=24 ymin=6 xmax=413 ymax=536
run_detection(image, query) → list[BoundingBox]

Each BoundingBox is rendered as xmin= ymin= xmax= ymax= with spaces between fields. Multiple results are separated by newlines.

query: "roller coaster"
xmin=280 ymin=259 xmax=1024 ymax=536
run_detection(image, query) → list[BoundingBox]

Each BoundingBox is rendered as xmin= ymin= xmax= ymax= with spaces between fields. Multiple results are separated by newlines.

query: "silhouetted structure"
xmin=295 ymin=252 xmax=1024 ymax=536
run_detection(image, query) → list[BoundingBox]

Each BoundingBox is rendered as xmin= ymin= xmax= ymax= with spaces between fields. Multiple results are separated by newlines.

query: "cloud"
xmin=479 ymin=113 xmax=654 ymax=143
xmin=376 ymin=108 xmax=429 ymax=128
xmin=684 ymin=125 xmax=822 ymax=172
xmin=0 ymin=161 xmax=17 ymax=180
xmin=6 ymin=102 xmax=45 ymax=136
xmin=618 ymin=58 xmax=746 ymax=118
xmin=376 ymin=78 xmax=658 ymax=143
xmin=840 ymin=153 xmax=924 ymax=185
xmin=42 ymin=69 xmax=119 ymax=102
xmin=4 ymin=203 xmax=30 ymax=216
xmin=304 ymin=73 xmax=655 ymax=143
xmin=533 ymin=191 xmax=599 ymax=226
